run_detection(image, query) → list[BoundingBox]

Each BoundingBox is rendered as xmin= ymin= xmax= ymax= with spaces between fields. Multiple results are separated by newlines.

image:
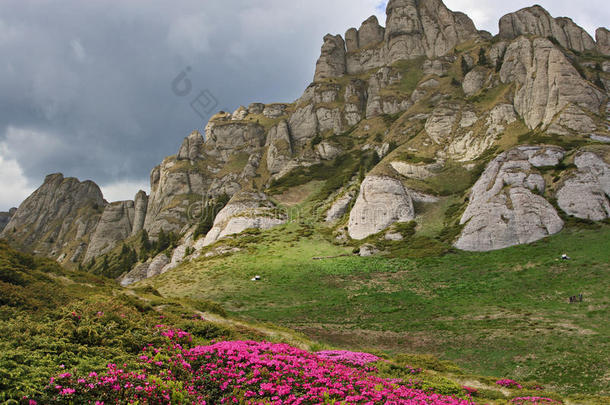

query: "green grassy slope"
xmin=140 ymin=223 xmax=610 ymax=395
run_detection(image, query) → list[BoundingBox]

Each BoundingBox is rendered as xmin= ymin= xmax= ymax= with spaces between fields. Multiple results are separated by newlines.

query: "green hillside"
xmin=135 ymin=221 xmax=610 ymax=396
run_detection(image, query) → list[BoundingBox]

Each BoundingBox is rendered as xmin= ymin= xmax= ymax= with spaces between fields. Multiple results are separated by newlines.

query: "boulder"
xmin=455 ymin=146 xmax=565 ymax=252
xmin=316 ymin=141 xmax=342 ymax=161
xmin=200 ymin=191 xmax=286 ymax=247
xmin=248 ymin=103 xmax=265 ymax=115
xmin=84 ymin=200 xmax=135 ymax=262
xmin=462 ymin=67 xmax=487 ymax=96
xmin=557 ymin=150 xmax=610 ymax=220
xmin=499 ymin=5 xmax=596 ymax=53
xmin=313 ymin=34 xmax=347 ymax=82
xmin=348 ymin=175 xmax=415 ymax=240
xmin=500 ymin=37 xmax=604 ymax=131
xmin=325 ymin=192 xmax=354 ymax=222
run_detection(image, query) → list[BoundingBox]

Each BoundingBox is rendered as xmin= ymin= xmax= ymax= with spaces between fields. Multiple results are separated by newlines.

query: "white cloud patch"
xmin=70 ymin=38 xmax=87 ymax=62
xmin=100 ymin=180 xmax=149 ymax=203
xmin=0 ymin=141 xmax=34 ymax=210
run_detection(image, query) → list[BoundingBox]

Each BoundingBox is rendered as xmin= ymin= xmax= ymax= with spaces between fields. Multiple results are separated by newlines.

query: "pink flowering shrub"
xmin=315 ymin=350 xmax=380 ymax=366
xmin=497 ymin=378 xmax=523 ymax=389
xmin=34 ymin=327 xmax=473 ymax=404
xmin=510 ymin=397 xmax=562 ymax=404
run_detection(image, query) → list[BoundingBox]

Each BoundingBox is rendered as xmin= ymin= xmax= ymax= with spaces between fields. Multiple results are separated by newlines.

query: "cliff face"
xmin=6 ymin=0 xmax=610 ymax=277
xmin=0 ymin=208 xmax=17 ymax=233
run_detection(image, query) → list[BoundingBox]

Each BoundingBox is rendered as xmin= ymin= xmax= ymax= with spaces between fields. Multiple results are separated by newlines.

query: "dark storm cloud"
xmin=0 ymin=0 xmax=607 ymax=208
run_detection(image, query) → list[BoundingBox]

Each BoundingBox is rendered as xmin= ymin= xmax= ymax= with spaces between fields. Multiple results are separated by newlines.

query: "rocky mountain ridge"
xmin=2 ymin=0 xmax=609 ymax=285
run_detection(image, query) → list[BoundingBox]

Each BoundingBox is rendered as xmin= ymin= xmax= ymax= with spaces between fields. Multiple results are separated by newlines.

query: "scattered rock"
xmin=359 ymin=244 xmax=379 ymax=257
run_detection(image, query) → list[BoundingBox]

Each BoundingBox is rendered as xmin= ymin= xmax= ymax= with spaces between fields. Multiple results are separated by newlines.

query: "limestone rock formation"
xmin=557 ymin=150 xmax=610 ymax=220
xmin=499 ymin=6 xmax=596 ymax=53
xmin=266 ymin=120 xmax=293 ymax=175
xmin=499 ymin=37 xmax=604 ymax=131
xmin=120 ymin=253 xmax=170 ymax=287
xmin=177 ymin=131 xmax=205 ymax=160
xmin=200 ymin=191 xmax=286 ymax=247
xmin=0 ymin=173 xmax=105 ymax=262
xmin=456 ymin=147 xmax=565 ymax=252
xmin=348 ymin=176 xmax=415 ymax=240
xmin=314 ymin=34 xmax=347 ymax=82
xmin=84 ymin=201 xmax=135 ymax=262
xmin=384 ymin=0 xmax=480 ymax=64
xmin=346 ymin=15 xmax=385 ymax=52
xmin=132 ymin=190 xmax=148 ymax=236
xmin=462 ymin=67 xmax=487 ymax=96
xmin=597 ymin=28 xmax=610 ymax=55
xmin=0 ymin=208 xmax=16 ymax=233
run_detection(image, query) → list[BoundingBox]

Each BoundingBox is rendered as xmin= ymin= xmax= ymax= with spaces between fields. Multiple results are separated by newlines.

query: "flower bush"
xmin=510 ymin=396 xmax=562 ymax=404
xmin=497 ymin=379 xmax=523 ymax=389
xmin=33 ymin=327 xmax=473 ymax=404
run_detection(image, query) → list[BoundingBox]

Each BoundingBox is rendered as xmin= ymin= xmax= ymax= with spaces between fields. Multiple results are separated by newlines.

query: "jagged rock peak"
xmin=0 ymin=173 xmax=106 ymax=262
xmin=0 ymin=208 xmax=17 ymax=233
xmin=498 ymin=5 xmax=596 ymax=53
xmin=315 ymin=0 xmax=482 ymax=81
xmin=384 ymin=0 xmax=480 ymax=62
xmin=345 ymin=15 xmax=385 ymax=52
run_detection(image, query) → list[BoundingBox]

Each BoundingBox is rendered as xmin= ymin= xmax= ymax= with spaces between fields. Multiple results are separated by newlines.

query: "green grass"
xmin=145 ymin=224 xmax=610 ymax=395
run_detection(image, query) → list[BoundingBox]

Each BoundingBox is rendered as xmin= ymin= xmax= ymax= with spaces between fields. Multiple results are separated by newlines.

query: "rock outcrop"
xmin=199 ymin=191 xmax=286 ymax=247
xmin=597 ymin=28 xmax=610 ymax=55
xmin=132 ymin=190 xmax=148 ymax=236
xmin=314 ymin=34 xmax=347 ymax=82
xmin=0 ymin=208 xmax=16 ymax=233
xmin=348 ymin=176 xmax=415 ymax=240
xmin=326 ymin=191 xmax=355 ymax=222
xmin=384 ymin=0 xmax=481 ymax=64
xmin=84 ymin=201 xmax=135 ymax=262
xmin=499 ymin=6 xmax=596 ymax=53
xmin=0 ymin=174 xmax=105 ymax=262
xmin=266 ymin=120 xmax=293 ymax=175
xmin=456 ymin=147 xmax=565 ymax=252
xmin=499 ymin=37 xmax=604 ymax=131
xmin=119 ymin=253 xmax=170 ymax=287
xmin=557 ymin=150 xmax=610 ymax=220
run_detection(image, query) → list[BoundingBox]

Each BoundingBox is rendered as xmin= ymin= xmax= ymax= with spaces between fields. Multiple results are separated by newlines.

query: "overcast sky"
xmin=1 ymin=0 xmax=608 ymax=210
